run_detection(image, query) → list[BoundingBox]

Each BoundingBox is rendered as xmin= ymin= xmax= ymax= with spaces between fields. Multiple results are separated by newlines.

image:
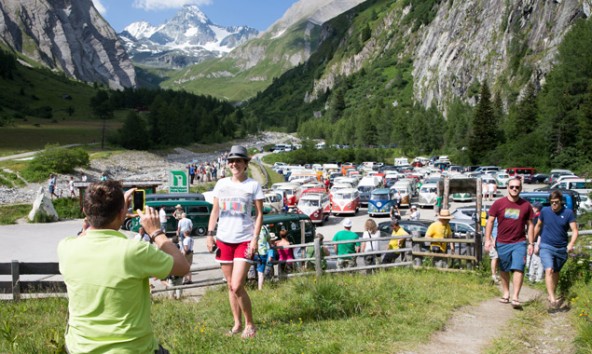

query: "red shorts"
xmin=215 ymin=240 xmax=255 ymax=264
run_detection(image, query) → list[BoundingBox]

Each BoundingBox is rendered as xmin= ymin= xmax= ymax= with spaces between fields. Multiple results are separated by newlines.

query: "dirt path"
xmin=404 ymin=286 xmax=575 ymax=354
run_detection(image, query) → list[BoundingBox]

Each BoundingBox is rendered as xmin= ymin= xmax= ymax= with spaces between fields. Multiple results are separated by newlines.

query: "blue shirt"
xmin=539 ymin=206 xmax=575 ymax=248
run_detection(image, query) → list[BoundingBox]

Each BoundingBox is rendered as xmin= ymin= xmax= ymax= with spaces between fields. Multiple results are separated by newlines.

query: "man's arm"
xmin=138 ymin=208 xmax=189 ymax=276
xmin=526 ymin=219 xmax=534 ymax=255
xmin=567 ymin=221 xmax=578 ymax=252
xmin=484 ymin=215 xmax=495 ymax=252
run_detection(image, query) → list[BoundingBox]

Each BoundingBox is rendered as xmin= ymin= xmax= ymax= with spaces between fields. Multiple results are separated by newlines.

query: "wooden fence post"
xmin=314 ymin=237 xmax=322 ymax=278
xmin=443 ymin=177 xmax=450 ymax=210
xmin=11 ymin=260 xmax=20 ymax=301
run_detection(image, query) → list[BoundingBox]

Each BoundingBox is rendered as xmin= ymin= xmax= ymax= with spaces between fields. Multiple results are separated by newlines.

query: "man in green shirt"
xmin=332 ymin=218 xmax=360 ymax=269
xmin=58 ymin=181 xmax=189 ymax=353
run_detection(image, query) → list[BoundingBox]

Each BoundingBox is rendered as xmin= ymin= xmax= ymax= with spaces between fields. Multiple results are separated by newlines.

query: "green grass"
xmin=0 ymin=204 xmax=29 ymax=224
xmin=0 ymin=269 xmax=498 ymax=353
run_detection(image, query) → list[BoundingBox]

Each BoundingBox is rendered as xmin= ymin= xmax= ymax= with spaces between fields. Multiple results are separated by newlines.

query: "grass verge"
xmin=0 ymin=204 xmax=29 ymax=224
xmin=0 ymin=269 xmax=497 ymax=353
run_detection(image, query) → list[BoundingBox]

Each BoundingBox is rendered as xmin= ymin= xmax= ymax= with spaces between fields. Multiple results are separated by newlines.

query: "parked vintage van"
xmin=367 ymin=188 xmax=394 ymax=217
xmin=274 ymin=183 xmax=301 ymax=209
xmin=331 ymin=188 xmax=360 ymax=216
xmin=129 ymin=199 xmax=212 ymax=236
xmin=263 ymin=213 xmax=316 ymax=245
xmin=297 ymin=189 xmax=331 ymax=225
xmin=418 ymin=183 xmax=439 ymax=208
xmin=391 ymin=181 xmax=412 ymax=207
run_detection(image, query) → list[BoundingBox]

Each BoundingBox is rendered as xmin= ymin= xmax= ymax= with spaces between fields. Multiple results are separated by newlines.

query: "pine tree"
xmin=468 ymin=81 xmax=496 ymax=163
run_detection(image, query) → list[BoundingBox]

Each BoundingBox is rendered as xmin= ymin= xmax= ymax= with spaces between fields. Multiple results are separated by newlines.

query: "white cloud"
xmin=92 ymin=0 xmax=107 ymax=14
xmin=133 ymin=0 xmax=212 ymax=11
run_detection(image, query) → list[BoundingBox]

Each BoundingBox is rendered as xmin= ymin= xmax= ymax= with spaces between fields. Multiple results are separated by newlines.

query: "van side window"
xmin=188 ymin=206 xmax=209 ymax=214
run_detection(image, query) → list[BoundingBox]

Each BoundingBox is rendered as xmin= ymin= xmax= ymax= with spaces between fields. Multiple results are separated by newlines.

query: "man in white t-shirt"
xmin=177 ymin=213 xmax=193 ymax=244
xmin=159 ymin=206 xmax=167 ymax=232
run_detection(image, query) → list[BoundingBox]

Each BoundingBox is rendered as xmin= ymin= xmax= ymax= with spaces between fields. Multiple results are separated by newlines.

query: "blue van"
xmin=520 ymin=190 xmax=580 ymax=213
xmin=367 ymin=188 xmax=394 ymax=217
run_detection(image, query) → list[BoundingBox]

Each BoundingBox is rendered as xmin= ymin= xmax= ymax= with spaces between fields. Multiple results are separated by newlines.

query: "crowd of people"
xmin=56 ymin=142 xmax=581 ymax=351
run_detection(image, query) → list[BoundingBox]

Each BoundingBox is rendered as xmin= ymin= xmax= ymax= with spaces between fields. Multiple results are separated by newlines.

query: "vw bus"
xmin=297 ymin=189 xmax=331 ymax=225
xmin=367 ymin=188 xmax=394 ymax=217
xmin=331 ymin=188 xmax=360 ymax=216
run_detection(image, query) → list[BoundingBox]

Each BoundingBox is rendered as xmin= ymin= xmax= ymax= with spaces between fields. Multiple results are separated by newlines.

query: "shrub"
xmin=53 ymin=198 xmax=84 ymax=219
xmin=22 ymin=145 xmax=90 ymax=182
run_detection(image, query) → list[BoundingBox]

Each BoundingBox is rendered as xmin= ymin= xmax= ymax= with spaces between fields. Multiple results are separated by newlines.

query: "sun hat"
xmin=411 ymin=205 xmax=417 ymax=209
xmin=175 ymin=204 xmax=182 ymax=208
xmin=227 ymin=145 xmax=251 ymax=161
xmin=269 ymin=232 xmax=278 ymax=241
xmin=437 ymin=209 xmax=453 ymax=219
xmin=342 ymin=218 xmax=353 ymax=228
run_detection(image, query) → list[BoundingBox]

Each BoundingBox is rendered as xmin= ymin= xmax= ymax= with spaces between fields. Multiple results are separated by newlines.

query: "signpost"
xmin=169 ymin=170 xmax=188 ymax=193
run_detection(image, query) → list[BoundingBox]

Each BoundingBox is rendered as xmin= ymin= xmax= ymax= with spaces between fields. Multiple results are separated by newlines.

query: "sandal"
xmin=511 ymin=299 xmax=522 ymax=309
xmin=241 ymin=326 xmax=257 ymax=339
xmin=226 ymin=326 xmax=242 ymax=337
xmin=498 ymin=297 xmax=510 ymax=304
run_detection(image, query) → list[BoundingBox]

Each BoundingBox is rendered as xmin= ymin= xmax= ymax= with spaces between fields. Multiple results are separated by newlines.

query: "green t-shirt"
xmin=332 ymin=230 xmax=360 ymax=256
xmin=58 ymin=229 xmax=173 ymax=353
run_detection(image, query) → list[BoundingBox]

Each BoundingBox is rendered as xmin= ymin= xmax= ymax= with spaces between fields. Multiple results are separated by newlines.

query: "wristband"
xmin=150 ymin=230 xmax=165 ymax=242
xmin=207 ymin=230 xmax=215 ymax=236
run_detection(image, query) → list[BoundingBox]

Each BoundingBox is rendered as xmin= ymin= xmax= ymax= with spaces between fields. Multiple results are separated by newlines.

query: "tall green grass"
xmin=0 ymin=269 xmax=498 ymax=353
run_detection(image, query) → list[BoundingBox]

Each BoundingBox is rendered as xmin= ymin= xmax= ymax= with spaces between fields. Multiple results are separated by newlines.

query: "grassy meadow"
xmin=0 ymin=269 xmax=498 ymax=353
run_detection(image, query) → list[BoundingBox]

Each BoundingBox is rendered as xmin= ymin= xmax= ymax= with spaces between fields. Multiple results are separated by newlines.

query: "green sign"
xmin=169 ymin=170 xmax=188 ymax=193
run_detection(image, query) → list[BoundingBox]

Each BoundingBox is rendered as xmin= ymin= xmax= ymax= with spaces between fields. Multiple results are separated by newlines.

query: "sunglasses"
xmin=550 ymin=200 xmax=562 ymax=205
xmin=508 ymin=185 xmax=521 ymax=190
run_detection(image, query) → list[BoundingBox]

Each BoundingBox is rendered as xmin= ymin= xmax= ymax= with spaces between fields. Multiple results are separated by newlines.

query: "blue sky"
xmin=93 ymin=0 xmax=299 ymax=32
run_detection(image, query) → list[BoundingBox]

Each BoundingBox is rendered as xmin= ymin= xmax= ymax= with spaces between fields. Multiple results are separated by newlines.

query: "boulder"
xmin=28 ymin=187 xmax=59 ymax=222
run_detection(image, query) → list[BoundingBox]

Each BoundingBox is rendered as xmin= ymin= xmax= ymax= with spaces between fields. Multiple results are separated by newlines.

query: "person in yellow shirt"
xmin=383 ymin=219 xmax=409 ymax=263
xmin=426 ymin=209 xmax=455 ymax=254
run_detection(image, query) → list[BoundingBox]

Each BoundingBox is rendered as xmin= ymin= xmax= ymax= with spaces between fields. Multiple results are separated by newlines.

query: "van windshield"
xmin=358 ymin=186 xmax=373 ymax=193
xmin=371 ymin=193 xmax=390 ymax=201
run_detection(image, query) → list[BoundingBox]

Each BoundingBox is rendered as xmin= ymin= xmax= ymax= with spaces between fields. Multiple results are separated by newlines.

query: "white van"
xmin=550 ymin=178 xmax=592 ymax=195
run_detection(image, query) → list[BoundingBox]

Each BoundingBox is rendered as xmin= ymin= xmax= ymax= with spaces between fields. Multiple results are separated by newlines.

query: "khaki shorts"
xmin=185 ymin=252 xmax=193 ymax=265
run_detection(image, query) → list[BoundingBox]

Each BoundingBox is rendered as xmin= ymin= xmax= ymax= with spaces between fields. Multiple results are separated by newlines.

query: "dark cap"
xmin=532 ymin=202 xmax=543 ymax=210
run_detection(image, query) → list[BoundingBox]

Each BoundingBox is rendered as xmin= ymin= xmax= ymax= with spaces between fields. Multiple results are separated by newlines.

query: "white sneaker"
xmin=492 ymin=275 xmax=500 ymax=284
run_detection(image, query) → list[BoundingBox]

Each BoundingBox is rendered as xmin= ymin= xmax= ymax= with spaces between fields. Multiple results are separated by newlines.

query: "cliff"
xmin=0 ymin=0 xmax=136 ymax=89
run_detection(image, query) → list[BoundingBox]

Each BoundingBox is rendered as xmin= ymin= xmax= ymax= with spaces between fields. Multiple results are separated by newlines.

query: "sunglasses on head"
xmin=508 ymin=185 xmax=521 ymax=190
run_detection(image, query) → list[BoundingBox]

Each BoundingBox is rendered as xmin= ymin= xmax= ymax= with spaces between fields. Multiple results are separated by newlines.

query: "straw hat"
xmin=175 ymin=204 xmax=182 ymax=209
xmin=438 ymin=209 xmax=453 ymax=219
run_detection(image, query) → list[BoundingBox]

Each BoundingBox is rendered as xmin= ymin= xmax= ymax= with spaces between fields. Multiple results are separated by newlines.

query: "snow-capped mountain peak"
xmin=123 ymin=21 xmax=158 ymax=40
xmin=118 ymin=5 xmax=258 ymax=69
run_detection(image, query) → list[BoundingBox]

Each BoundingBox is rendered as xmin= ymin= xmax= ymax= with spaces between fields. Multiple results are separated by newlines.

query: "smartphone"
xmin=132 ymin=189 xmax=145 ymax=213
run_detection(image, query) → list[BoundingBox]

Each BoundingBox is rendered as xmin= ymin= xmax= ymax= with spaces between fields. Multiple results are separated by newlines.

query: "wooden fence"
xmin=3 ymin=230 xmax=590 ymax=299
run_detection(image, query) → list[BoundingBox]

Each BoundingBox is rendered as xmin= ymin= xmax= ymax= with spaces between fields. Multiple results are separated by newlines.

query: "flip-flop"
xmin=511 ymin=299 xmax=522 ymax=309
xmin=498 ymin=297 xmax=510 ymax=304
xmin=241 ymin=326 xmax=257 ymax=339
xmin=226 ymin=327 xmax=242 ymax=336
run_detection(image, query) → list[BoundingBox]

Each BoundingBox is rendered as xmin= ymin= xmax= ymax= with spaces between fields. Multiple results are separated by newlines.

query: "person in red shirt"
xmin=484 ymin=177 xmax=534 ymax=309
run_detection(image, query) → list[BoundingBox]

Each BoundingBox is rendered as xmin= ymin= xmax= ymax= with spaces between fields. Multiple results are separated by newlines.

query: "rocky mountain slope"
xmin=118 ymin=5 xmax=258 ymax=69
xmin=0 ymin=0 xmax=135 ymax=90
xmin=309 ymin=0 xmax=591 ymax=113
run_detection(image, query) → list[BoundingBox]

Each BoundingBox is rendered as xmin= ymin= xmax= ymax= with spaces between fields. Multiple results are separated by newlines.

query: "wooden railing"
xmin=3 ymin=230 xmax=590 ymax=299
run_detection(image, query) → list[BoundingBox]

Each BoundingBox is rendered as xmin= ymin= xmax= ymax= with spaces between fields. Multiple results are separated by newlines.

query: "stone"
xmin=28 ymin=187 xmax=59 ymax=222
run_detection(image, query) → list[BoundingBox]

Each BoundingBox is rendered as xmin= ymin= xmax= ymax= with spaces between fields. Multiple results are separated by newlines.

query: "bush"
xmin=53 ymin=198 xmax=84 ymax=219
xmin=22 ymin=145 xmax=89 ymax=182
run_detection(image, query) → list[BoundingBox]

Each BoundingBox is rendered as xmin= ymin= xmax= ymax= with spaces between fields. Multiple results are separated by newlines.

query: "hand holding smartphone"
xmin=132 ymin=189 xmax=145 ymax=214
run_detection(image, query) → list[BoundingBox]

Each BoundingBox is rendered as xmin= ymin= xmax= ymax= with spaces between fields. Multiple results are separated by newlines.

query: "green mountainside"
xmin=160 ymin=20 xmax=325 ymax=102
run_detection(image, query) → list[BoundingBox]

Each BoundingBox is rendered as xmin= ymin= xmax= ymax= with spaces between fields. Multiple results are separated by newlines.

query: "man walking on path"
xmin=485 ymin=177 xmax=534 ymax=309
xmin=533 ymin=190 xmax=578 ymax=309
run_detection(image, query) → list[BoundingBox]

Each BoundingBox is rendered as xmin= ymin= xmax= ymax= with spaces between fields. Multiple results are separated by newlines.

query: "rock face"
xmin=28 ymin=187 xmax=59 ymax=222
xmin=309 ymin=0 xmax=590 ymax=112
xmin=0 ymin=0 xmax=136 ymax=89
xmin=412 ymin=0 xmax=591 ymax=111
